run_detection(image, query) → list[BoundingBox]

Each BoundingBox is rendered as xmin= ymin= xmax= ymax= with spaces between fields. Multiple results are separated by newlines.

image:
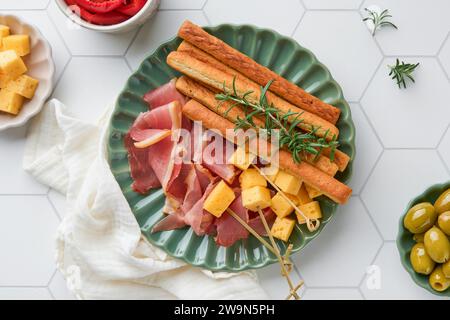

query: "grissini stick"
xmin=167 ymin=51 xmax=339 ymax=141
xmin=178 ymin=20 xmax=341 ymax=124
xmin=176 ymin=76 xmax=339 ymax=177
xmin=182 ymin=99 xmax=352 ymax=204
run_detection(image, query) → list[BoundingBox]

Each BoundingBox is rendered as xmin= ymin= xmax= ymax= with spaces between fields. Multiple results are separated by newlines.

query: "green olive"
xmin=435 ymin=188 xmax=450 ymax=214
xmin=424 ymin=226 xmax=450 ymax=263
xmin=429 ymin=266 xmax=450 ymax=292
xmin=443 ymin=260 xmax=450 ymax=278
xmin=403 ymin=202 xmax=437 ymax=234
xmin=437 ymin=211 xmax=450 ymax=236
xmin=413 ymin=233 xmax=425 ymax=243
xmin=410 ymin=243 xmax=435 ymax=275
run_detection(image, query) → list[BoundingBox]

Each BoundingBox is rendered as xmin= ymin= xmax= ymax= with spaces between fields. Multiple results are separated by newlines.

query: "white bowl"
xmin=0 ymin=15 xmax=55 ymax=131
xmin=56 ymin=0 xmax=160 ymax=33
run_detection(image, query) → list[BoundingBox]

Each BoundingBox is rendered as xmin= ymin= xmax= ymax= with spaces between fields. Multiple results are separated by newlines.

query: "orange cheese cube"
xmin=271 ymin=192 xmax=298 ymax=218
xmin=305 ymin=184 xmax=323 ymax=199
xmin=296 ymin=201 xmax=322 ymax=224
xmin=274 ymin=170 xmax=302 ymax=195
xmin=2 ymin=35 xmax=30 ymax=56
xmin=296 ymin=185 xmax=312 ymax=205
xmin=271 ymin=217 xmax=296 ymax=242
xmin=203 ymin=180 xmax=235 ymax=218
xmin=242 ymin=186 xmax=271 ymax=211
xmin=5 ymin=75 xmax=39 ymax=99
xmin=239 ymin=168 xmax=267 ymax=190
xmin=228 ymin=147 xmax=256 ymax=170
xmin=0 ymin=50 xmax=27 ymax=82
xmin=0 ymin=25 xmax=10 ymax=38
xmin=0 ymin=89 xmax=24 ymax=115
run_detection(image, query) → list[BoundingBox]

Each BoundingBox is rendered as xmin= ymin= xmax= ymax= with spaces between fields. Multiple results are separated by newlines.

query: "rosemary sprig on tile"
xmin=215 ymin=78 xmax=339 ymax=163
xmin=363 ymin=8 xmax=397 ymax=36
xmin=388 ymin=59 xmax=420 ymax=89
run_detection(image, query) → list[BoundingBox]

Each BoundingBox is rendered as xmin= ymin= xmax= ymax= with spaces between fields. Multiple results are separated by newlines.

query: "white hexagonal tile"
xmin=204 ymin=0 xmax=304 ymax=36
xmin=9 ymin=10 xmax=71 ymax=82
xmin=348 ymin=103 xmax=383 ymax=195
xmin=361 ymin=0 xmax=450 ymax=55
xmin=48 ymin=271 xmax=76 ymax=300
xmin=293 ymin=197 xmax=382 ymax=287
xmin=0 ymin=288 xmax=52 ymax=300
xmin=0 ymin=196 xmax=59 ymax=286
xmin=438 ymin=35 xmax=450 ymax=79
xmin=126 ymin=10 xmax=208 ymax=69
xmin=256 ymin=263 xmax=305 ymax=300
xmin=361 ymin=58 xmax=450 ymax=148
xmin=438 ymin=126 xmax=450 ymax=171
xmin=0 ymin=127 xmax=48 ymax=195
xmin=303 ymin=0 xmax=363 ymax=9
xmin=302 ymin=288 xmax=363 ymax=300
xmin=361 ymin=150 xmax=449 ymax=240
xmin=47 ymin=0 xmax=138 ymax=56
xmin=0 ymin=0 xmax=49 ymax=9
xmin=160 ymin=0 xmax=206 ymax=10
xmin=48 ymin=189 xmax=67 ymax=220
xmin=360 ymin=243 xmax=446 ymax=299
xmin=52 ymin=57 xmax=131 ymax=123
xmin=293 ymin=11 xmax=382 ymax=102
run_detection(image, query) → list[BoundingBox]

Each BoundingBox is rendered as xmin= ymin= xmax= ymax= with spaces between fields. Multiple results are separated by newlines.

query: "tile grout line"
xmin=46 ymin=193 xmax=63 ymax=222
xmin=290 ymin=7 xmax=306 ymax=37
xmin=201 ymin=0 xmax=209 ymax=11
xmin=358 ymin=195 xmax=385 ymax=243
xmin=123 ymin=24 xmax=144 ymax=57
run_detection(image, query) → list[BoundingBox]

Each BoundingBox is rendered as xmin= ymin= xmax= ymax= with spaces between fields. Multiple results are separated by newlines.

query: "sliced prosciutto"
xmin=143 ymin=79 xmax=187 ymax=109
xmin=124 ymin=133 xmax=160 ymax=194
xmin=215 ymin=194 xmax=249 ymax=247
xmin=202 ymin=140 xmax=237 ymax=184
xmin=248 ymin=208 xmax=276 ymax=236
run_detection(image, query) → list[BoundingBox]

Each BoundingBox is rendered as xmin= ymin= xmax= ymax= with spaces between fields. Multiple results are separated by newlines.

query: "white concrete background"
xmin=0 ymin=0 xmax=449 ymax=300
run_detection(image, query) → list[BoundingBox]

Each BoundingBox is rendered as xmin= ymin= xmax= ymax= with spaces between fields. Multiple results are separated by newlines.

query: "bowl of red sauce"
xmin=56 ymin=0 xmax=160 ymax=33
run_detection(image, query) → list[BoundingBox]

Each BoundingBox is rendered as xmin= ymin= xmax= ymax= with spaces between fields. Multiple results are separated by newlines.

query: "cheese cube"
xmin=0 ymin=50 xmax=27 ymax=80
xmin=0 ymin=25 xmax=10 ymax=37
xmin=203 ymin=180 xmax=236 ymax=218
xmin=0 ymin=89 xmax=24 ymax=115
xmin=0 ymin=73 xmax=10 ymax=88
xmin=271 ymin=217 xmax=296 ymax=242
xmin=296 ymin=201 xmax=322 ymax=224
xmin=5 ymin=75 xmax=39 ymax=99
xmin=228 ymin=147 xmax=256 ymax=170
xmin=271 ymin=192 xmax=298 ymax=218
xmin=2 ymin=35 xmax=30 ymax=56
xmin=296 ymin=184 xmax=312 ymax=205
xmin=242 ymin=186 xmax=271 ymax=211
xmin=305 ymin=184 xmax=323 ymax=199
xmin=260 ymin=165 xmax=279 ymax=182
xmin=274 ymin=170 xmax=302 ymax=195
xmin=239 ymin=168 xmax=267 ymax=190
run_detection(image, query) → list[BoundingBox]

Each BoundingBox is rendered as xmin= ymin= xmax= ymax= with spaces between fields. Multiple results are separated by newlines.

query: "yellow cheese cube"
xmin=0 ymin=25 xmax=10 ymax=38
xmin=0 ymin=50 xmax=27 ymax=80
xmin=260 ymin=165 xmax=279 ymax=182
xmin=0 ymin=89 xmax=24 ymax=115
xmin=5 ymin=75 xmax=39 ymax=99
xmin=271 ymin=217 xmax=296 ymax=242
xmin=0 ymin=73 xmax=10 ymax=88
xmin=296 ymin=184 xmax=312 ymax=205
xmin=228 ymin=147 xmax=256 ymax=170
xmin=296 ymin=201 xmax=322 ymax=224
xmin=271 ymin=192 xmax=299 ymax=218
xmin=274 ymin=170 xmax=302 ymax=195
xmin=305 ymin=184 xmax=323 ymax=199
xmin=3 ymin=35 xmax=30 ymax=56
xmin=242 ymin=186 xmax=271 ymax=211
xmin=203 ymin=180 xmax=236 ymax=218
xmin=239 ymin=168 xmax=267 ymax=190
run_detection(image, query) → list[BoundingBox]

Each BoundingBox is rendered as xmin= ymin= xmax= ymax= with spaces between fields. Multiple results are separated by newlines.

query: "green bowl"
xmin=397 ymin=181 xmax=450 ymax=296
xmin=107 ymin=24 xmax=356 ymax=271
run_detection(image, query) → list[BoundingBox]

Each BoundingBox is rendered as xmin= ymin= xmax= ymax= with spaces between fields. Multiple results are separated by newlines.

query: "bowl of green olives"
xmin=397 ymin=181 xmax=450 ymax=296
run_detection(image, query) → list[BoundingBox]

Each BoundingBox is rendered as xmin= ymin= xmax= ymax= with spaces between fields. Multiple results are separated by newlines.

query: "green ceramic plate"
xmin=107 ymin=24 xmax=355 ymax=271
xmin=397 ymin=181 xmax=450 ymax=296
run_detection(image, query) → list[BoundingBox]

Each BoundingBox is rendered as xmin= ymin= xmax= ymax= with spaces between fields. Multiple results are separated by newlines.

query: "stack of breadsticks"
xmin=167 ymin=20 xmax=352 ymax=205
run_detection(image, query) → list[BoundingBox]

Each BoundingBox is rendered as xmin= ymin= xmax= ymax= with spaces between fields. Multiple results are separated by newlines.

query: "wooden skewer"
xmin=256 ymin=207 xmax=302 ymax=300
xmin=251 ymin=164 xmax=320 ymax=232
xmin=226 ymin=208 xmax=276 ymax=255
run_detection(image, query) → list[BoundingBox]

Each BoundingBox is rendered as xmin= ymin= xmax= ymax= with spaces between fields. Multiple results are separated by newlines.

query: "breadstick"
xmin=178 ymin=20 xmax=341 ymax=124
xmin=182 ymin=99 xmax=352 ymax=204
xmin=167 ymin=51 xmax=339 ymax=141
xmin=176 ymin=76 xmax=346 ymax=174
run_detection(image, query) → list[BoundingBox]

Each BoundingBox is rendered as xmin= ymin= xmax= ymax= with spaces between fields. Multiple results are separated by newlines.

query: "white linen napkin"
xmin=23 ymin=99 xmax=268 ymax=300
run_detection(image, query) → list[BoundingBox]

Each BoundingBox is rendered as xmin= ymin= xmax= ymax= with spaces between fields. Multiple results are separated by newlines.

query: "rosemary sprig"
xmin=215 ymin=78 xmax=339 ymax=163
xmin=363 ymin=8 xmax=397 ymax=36
xmin=388 ymin=59 xmax=419 ymax=89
